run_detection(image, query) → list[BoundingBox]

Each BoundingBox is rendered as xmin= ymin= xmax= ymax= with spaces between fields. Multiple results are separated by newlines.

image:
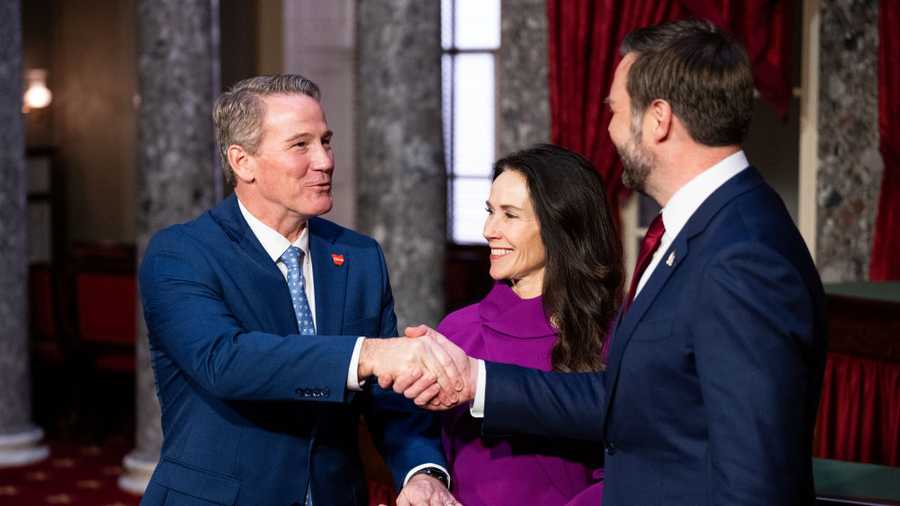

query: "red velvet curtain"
xmin=869 ymin=0 xmax=900 ymax=281
xmin=814 ymin=353 xmax=900 ymax=466
xmin=546 ymin=0 xmax=792 ymax=218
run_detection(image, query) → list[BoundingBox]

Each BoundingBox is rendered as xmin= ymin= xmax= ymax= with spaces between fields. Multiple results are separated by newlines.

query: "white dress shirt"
xmin=633 ymin=150 xmax=748 ymax=298
xmin=238 ymin=200 xmax=446 ymax=485
xmin=470 ymin=150 xmax=750 ymax=417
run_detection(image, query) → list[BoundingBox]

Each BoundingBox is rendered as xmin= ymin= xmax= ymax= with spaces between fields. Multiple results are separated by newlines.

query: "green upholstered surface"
xmin=824 ymin=282 xmax=900 ymax=304
xmin=815 ymin=458 xmax=900 ymax=502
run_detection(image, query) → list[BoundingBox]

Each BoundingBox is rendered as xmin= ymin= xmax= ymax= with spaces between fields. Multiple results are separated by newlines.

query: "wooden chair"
xmin=67 ymin=242 xmax=137 ymax=440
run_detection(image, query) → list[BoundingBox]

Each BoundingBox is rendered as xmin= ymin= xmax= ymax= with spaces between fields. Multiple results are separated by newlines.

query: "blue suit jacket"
xmin=482 ymin=168 xmax=827 ymax=505
xmin=139 ymin=194 xmax=445 ymax=506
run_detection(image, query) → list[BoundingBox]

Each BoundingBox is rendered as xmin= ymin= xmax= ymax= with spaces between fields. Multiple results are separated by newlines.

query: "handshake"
xmin=357 ymin=325 xmax=479 ymax=409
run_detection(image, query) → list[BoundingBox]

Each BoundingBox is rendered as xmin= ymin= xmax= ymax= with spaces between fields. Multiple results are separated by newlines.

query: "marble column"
xmin=816 ymin=0 xmax=882 ymax=282
xmin=0 ymin=0 xmax=49 ymax=469
xmin=282 ymin=0 xmax=358 ymax=229
xmin=498 ymin=0 xmax=550 ymax=157
xmin=121 ymin=0 xmax=221 ymax=494
xmin=356 ymin=1 xmax=445 ymax=329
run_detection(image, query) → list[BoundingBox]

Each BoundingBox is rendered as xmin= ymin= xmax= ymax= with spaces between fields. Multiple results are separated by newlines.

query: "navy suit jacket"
xmin=139 ymin=194 xmax=444 ymax=506
xmin=482 ymin=168 xmax=826 ymax=505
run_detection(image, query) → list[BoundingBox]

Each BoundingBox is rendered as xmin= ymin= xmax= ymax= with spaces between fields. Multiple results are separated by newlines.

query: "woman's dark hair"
xmin=493 ymin=144 xmax=623 ymax=372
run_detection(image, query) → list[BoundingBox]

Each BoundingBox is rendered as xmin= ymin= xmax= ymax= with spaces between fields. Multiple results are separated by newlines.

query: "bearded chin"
xmin=619 ymin=146 xmax=652 ymax=193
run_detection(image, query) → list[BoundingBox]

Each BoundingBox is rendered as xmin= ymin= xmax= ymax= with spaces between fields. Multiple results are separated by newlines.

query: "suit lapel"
xmin=603 ymin=235 xmax=689 ymax=421
xmin=611 ymin=236 xmax=689 ymax=352
xmin=602 ymin=167 xmax=767 ymax=435
xmin=210 ymin=195 xmax=278 ymax=272
xmin=309 ymin=218 xmax=348 ymax=336
xmin=209 ymin=194 xmax=298 ymax=334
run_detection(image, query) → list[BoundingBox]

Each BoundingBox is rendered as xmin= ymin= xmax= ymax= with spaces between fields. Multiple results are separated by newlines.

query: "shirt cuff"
xmin=469 ymin=359 xmax=486 ymax=418
xmin=403 ymin=463 xmax=451 ymax=488
xmin=346 ymin=337 xmax=366 ymax=391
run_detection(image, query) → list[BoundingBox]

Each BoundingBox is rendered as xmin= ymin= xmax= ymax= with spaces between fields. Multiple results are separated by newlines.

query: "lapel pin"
xmin=666 ymin=251 xmax=676 ymax=267
xmin=331 ymin=253 xmax=345 ymax=266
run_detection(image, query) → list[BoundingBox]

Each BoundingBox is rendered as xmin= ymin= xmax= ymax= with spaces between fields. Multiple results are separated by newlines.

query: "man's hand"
xmin=400 ymin=325 xmax=478 ymax=410
xmin=357 ymin=334 xmax=463 ymax=406
xmin=382 ymin=473 xmax=462 ymax=506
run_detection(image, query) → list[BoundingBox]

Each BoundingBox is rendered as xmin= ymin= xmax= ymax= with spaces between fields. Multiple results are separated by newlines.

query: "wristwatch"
xmin=413 ymin=466 xmax=450 ymax=489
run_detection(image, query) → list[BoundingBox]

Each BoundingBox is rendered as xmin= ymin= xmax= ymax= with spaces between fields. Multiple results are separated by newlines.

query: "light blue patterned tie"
xmin=281 ymin=246 xmax=316 ymax=336
xmin=281 ymin=246 xmax=316 ymax=505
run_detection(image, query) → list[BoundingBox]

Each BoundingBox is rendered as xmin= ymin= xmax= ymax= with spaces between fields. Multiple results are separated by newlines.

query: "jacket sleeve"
xmin=140 ymin=229 xmax=358 ymax=402
xmin=692 ymin=242 xmax=820 ymax=505
xmin=482 ymin=362 xmax=607 ymax=443
xmin=357 ymin=243 xmax=447 ymax=490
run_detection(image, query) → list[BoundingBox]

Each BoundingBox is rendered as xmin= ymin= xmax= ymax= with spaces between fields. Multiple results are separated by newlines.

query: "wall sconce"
xmin=23 ymin=69 xmax=53 ymax=113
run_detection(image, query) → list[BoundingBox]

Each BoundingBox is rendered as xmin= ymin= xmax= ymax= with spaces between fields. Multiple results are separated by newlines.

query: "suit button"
xmin=291 ymin=502 xmax=302 ymax=506
xmin=605 ymin=442 xmax=617 ymax=455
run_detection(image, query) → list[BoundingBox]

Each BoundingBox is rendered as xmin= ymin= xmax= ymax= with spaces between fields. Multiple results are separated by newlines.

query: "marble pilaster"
xmin=122 ymin=0 xmax=221 ymax=493
xmin=498 ymin=0 xmax=550 ymax=157
xmin=0 ymin=0 xmax=49 ymax=468
xmin=356 ymin=1 xmax=445 ymax=329
xmin=282 ymin=0 xmax=358 ymax=229
xmin=816 ymin=0 xmax=882 ymax=282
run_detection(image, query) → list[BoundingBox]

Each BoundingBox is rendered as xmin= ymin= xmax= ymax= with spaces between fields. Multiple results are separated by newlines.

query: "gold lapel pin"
xmin=666 ymin=251 xmax=676 ymax=267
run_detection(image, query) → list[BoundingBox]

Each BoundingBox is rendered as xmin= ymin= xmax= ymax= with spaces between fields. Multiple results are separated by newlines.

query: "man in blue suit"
xmin=139 ymin=75 xmax=461 ymax=506
xmin=403 ymin=20 xmax=827 ymax=505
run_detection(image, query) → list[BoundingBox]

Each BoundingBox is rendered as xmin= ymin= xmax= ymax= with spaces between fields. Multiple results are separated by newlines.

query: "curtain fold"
xmin=814 ymin=352 xmax=900 ymax=466
xmin=546 ymin=0 xmax=792 ymax=221
xmin=869 ymin=0 xmax=900 ymax=281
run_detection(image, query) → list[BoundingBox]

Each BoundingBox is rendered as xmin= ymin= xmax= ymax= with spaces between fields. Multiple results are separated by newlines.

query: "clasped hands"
xmin=358 ymin=325 xmax=478 ymax=409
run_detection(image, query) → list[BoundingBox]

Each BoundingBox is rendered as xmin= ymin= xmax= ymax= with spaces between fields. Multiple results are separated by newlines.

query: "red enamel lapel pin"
xmin=331 ymin=253 xmax=345 ymax=266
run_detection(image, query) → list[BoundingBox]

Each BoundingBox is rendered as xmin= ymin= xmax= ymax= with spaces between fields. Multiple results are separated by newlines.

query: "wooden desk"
xmin=815 ymin=282 xmax=900 ymax=466
xmin=815 ymin=458 xmax=900 ymax=505
xmin=825 ymin=282 xmax=900 ymax=303
xmin=824 ymin=282 xmax=900 ymax=361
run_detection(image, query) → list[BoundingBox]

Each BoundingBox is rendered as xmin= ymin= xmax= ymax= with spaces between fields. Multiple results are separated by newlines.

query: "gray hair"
xmin=213 ymin=74 xmax=321 ymax=186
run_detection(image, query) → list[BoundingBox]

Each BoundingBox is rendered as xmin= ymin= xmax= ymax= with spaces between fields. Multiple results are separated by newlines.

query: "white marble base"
xmin=118 ymin=451 xmax=157 ymax=495
xmin=0 ymin=426 xmax=49 ymax=468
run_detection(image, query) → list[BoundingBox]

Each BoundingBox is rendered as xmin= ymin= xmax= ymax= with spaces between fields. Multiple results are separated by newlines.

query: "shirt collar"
xmin=237 ymin=199 xmax=309 ymax=262
xmin=660 ymin=150 xmax=749 ymax=236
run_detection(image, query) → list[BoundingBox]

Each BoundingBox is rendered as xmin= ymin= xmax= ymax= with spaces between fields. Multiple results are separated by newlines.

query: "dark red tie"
xmin=625 ymin=213 xmax=666 ymax=308
xmin=602 ymin=214 xmax=665 ymax=364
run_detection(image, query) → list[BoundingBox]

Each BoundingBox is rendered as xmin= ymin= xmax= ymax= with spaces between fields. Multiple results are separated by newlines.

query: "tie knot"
xmin=646 ymin=214 xmax=665 ymax=241
xmin=281 ymin=246 xmax=304 ymax=268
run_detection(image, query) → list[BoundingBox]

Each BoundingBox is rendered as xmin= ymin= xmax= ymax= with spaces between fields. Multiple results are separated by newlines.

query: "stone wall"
xmin=816 ymin=0 xmax=883 ymax=282
xmin=497 ymin=0 xmax=550 ymax=157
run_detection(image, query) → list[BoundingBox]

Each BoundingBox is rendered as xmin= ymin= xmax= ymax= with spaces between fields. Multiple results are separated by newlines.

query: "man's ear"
xmin=227 ymin=144 xmax=255 ymax=183
xmin=647 ymin=99 xmax=673 ymax=143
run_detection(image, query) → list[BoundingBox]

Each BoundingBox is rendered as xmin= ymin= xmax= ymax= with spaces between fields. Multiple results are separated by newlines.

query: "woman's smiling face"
xmin=483 ymin=169 xmax=546 ymax=298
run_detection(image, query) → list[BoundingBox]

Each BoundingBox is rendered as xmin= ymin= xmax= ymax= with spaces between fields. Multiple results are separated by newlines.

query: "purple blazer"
xmin=438 ymin=283 xmax=604 ymax=506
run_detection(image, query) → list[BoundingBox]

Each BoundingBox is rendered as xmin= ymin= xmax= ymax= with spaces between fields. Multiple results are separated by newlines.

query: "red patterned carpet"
xmin=0 ymin=440 xmax=140 ymax=506
xmin=0 ymin=439 xmax=399 ymax=506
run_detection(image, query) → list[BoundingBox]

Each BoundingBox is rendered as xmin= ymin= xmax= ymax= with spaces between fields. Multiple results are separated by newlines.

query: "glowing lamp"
xmin=23 ymin=69 xmax=52 ymax=112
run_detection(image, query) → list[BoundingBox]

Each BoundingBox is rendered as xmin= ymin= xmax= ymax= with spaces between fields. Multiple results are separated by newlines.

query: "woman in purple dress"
xmin=439 ymin=144 xmax=623 ymax=506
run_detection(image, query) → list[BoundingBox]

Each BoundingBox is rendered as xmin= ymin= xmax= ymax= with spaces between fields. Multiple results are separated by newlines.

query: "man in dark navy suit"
xmin=139 ymin=75 xmax=461 ymax=506
xmin=402 ymin=19 xmax=827 ymax=505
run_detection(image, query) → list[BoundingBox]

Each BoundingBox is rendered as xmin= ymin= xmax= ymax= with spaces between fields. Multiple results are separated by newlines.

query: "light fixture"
xmin=23 ymin=69 xmax=52 ymax=112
